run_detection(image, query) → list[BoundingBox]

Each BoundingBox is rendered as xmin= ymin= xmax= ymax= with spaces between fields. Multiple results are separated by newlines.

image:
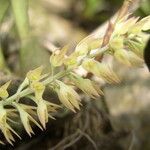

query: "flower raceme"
xmin=107 ymin=14 xmax=150 ymax=68
xmin=0 ymin=8 xmax=150 ymax=145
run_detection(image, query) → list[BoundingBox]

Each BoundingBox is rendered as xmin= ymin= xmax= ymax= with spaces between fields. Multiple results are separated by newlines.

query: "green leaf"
xmin=11 ymin=0 xmax=29 ymax=39
xmin=0 ymin=46 xmax=6 ymax=70
xmin=0 ymin=0 xmax=9 ymax=23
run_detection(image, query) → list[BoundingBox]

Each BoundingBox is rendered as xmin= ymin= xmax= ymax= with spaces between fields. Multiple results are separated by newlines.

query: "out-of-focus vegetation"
xmin=0 ymin=0 xmax=150 ymax=149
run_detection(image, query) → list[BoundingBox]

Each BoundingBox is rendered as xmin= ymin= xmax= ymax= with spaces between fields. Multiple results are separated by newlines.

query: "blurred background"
xmin=0 ymin=0 xmax=150 ymax=149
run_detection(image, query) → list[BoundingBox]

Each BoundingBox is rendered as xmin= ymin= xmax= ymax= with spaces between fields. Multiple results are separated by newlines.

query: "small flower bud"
xmin=75 ymin=42 xmax=89 ymax=56
xmin=0 ymin=81 xmax=11 ymax=99
xmin=31 ymin=81 xmax=45 ymax=100
xmin=75 ymin=36 xmax=103 ymax=56
xmin=50 ymin=45 xmax=68 ymax=67
xmin=64 ymin=53 xmax=78 ymax=68
xmin=89 ymin=38 xmax=103 ymax=50
xmin=37 ymin=100 xmax=48 ymax=129
xmin=27 ymin=66 xmax=43 ymax=82
xmin=109 ymin=36 xmax=124 ymax=50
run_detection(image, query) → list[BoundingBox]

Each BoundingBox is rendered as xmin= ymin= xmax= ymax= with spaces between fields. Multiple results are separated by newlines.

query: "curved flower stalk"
xmin=0 ymin=7 xmax=149 ymax=145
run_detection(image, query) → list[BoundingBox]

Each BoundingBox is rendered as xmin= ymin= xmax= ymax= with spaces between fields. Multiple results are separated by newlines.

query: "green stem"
xmin=3 ymin=70 xmax=68 ymax=105
xmin=89 ymin=45 xmax=108 ymax=58
xmin=11 ymin=0 xmax=29 ymax=39
xmin=0 ymin=46 xmax=11 ymax=72
xmin=3 ymin=45 xmax=107 ymax=106
xmin=0 ymin=0 xmax=9 ymax=23
xmin=0 ymin=47 xmax=6 ymax=69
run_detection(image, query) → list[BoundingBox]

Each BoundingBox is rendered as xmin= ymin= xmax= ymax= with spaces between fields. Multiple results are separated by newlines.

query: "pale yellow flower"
xmin=129 ymin=15 xmax=150 ymax=34
xmin=82 ymin=59 xmax=120 ymax=83
xmin=109 ymin=36 xmax=124 ymax=50
xmin=36 ymin=100 xmax=60 ymax=128
xmin=37 ymin=100 xmax=48 ymax=129
xmin=128 ymin=51 xmax=144 ymax=67
xmin=0 ymin=81 xmax=11 ymax=99
xmin=13 ymin=103 xmax=42 ymax=136
xmin=0 ymin=104 xmax=20 ymax=145
xmin=64 ymin=53 xmax=79 ymax=68
xmin=55 ymin=80 xmax=81 ymax=112
xmin=114 ymin=16 xmax=139 ymax=35
xmin=1 ymin=123 xmax=21 ymax=145
xmin=70 ymin=74 xmax=103 ymax=98
xmin=114 ymin=49 xmax=131 ymax=66
xmin=27 ymin=66 xmax=43 ymax=82
xmin=75 ymin=42 xmax=89 ymax=56
xmin=50 ymin=45 xmax=68 ymax=67
xmin=31 ymin=81 xmax=45 ymax=100
xmin=127 ymin=39 xmax=144 ymax=58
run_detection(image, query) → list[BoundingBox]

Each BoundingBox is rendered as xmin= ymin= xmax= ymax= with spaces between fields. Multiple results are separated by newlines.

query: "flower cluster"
xmin=110 ymin=15 xmax=150 ymax=67
xmin=0 ymin=9 xmax=149 ymax=145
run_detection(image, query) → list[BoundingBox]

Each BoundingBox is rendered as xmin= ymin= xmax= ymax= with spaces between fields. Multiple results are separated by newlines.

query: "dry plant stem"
xmin=92 ymin=0 xmax=141 ymax=37
xmin=78 ymin=129 xmax=98 ymax=150
xmin=95 ymin=0 xmax=138 ymax=61
xmin=50 ymin=131 xmax=80 ymax=150
xmin=96 ymin=0 xmax=132 ymax=61
xmin=116 ymin=0 xmax=133 ymax=22
xmin=50 ymin=109 xmax=90 ymax=150
xmin=89 ymin=45 xmax=108 ymax=58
